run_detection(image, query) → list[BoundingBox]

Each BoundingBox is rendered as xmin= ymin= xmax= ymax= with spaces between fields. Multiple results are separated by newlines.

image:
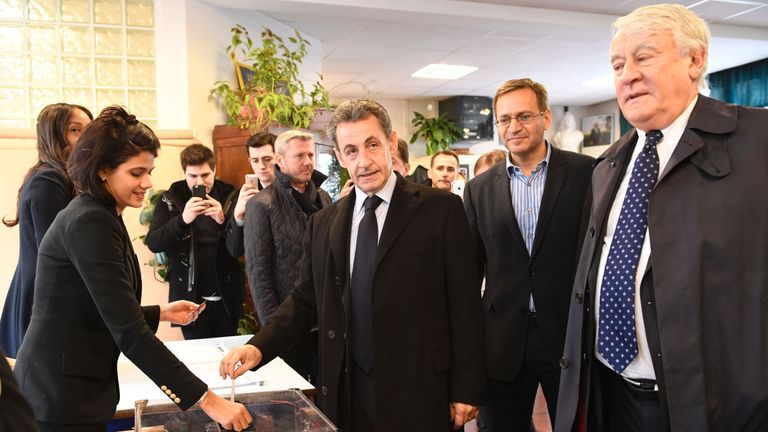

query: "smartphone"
xmin=192 ymin=184 xmax=207 ymax=199
xmin=245 ymin=174 xmax=259 ymax=188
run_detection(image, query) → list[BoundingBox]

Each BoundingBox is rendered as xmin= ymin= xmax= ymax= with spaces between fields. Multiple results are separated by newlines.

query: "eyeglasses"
xmin=493 ymin=111 xmax=547 ymax=127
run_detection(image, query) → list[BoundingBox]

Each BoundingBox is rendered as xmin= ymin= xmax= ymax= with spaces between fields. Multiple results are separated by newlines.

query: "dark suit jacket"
xmin=249 ymin=174 xmax=486 ymax=431
xmin=464 ymin=146 xmax=594 ymax=380
xmin=556 ymin=95 xmax=768 ymax=432
xmin=14 ymin=195 xmax=207 ymax=425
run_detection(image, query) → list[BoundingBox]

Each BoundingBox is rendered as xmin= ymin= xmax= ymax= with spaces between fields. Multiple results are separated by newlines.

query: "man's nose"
xmin=618 ymin=59 xmax=641 ymax=85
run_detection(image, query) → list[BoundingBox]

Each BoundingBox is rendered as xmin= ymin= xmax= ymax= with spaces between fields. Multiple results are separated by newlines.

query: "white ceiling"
xmin=201 ymin=0 xmax=768 ymax=106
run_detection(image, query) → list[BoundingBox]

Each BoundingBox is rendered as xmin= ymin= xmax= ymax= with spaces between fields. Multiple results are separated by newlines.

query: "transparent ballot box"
xmin=132 ymin=389 xmax=338 ymax=432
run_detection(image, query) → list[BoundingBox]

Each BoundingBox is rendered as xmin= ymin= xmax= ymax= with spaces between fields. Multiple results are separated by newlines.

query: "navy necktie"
xmin=351 ymin=195 xmax=383 ymax=373
xmin=598 ymin=130 xmax=662 ymax=373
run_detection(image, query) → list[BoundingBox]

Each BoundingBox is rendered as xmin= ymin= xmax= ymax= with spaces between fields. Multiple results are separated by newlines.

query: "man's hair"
xmin=180 ymin=143 xmax=215 ymax=171
xmin=68 ymin=105 xmax=160 ymax=207
xmin=246 ymin=131 xmax=276 ymax=152
xmin=275 ymin=130 xmax=313 ymax=155
xmin=430 ymin=150 xmax=459 ymax=168
xmin=493 ymin=78 xmax=549 ymax=114
xmin=327 ymin=98 xmax=392 ymax=148
xmin=396 ymin=138 xmax=409 ymax=163
xmin=474 ymin=149 xmax=507 ymax=174
xmin=613 ymin=4 xmax=710 ymax=91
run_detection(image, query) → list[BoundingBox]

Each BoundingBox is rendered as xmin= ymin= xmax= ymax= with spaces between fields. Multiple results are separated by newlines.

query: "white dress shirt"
xmin=595 ymin=96 xmax=698 ymax=379
xmin=349 ymin=171 xmax=397 ymax=276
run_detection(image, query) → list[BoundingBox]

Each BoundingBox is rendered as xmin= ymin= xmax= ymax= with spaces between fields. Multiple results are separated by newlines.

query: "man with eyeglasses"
xmin=463 ymin=78 xmax=594 ymax=431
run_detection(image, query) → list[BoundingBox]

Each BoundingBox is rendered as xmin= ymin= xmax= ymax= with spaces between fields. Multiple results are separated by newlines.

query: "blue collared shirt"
xmin=506 ymin=143 xmax=551 ymax=311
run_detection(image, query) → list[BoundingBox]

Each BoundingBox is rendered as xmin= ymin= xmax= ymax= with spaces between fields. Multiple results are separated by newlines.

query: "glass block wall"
xmin=0 ymin=0 xmax=156 ymax=129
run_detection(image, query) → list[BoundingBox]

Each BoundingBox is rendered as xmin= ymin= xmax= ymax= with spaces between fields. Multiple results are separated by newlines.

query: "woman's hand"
xmin=160 ymin=300 xmax=204 ymax=325
xmin=199 ymin=390 xmax=252 ymax=431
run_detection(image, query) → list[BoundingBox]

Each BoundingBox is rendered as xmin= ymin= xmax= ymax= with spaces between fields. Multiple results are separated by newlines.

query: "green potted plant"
xmin=137 ymin=188 xmax=168 ymax=282
xmin=409 ymin=112 xmax=463 ymax=155
xmin=210 ymin=24 xmax=330 ymax=131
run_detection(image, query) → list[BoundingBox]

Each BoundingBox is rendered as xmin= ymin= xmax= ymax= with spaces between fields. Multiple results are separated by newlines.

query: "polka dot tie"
xmin=598 ymin=130 xmax=662 ymax=373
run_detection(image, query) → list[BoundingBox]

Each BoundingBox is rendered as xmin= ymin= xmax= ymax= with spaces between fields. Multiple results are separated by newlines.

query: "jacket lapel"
xmin=330 ymin=194 xmax=355 ymax=290
xmin=659 ymin=95 xmax=734 ymax=182
xmin=530 ymin=146 xmax=565 ymax=260
xmin=492 ymin=163 xmax=528 ymax=254
xmin=374 ymin=176 xmax=422 ymax=268
xmin=591 ymin=130 xmax=638 ymax=240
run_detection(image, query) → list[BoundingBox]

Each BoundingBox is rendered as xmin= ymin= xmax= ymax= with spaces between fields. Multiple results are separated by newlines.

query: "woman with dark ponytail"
xmin=0 ymin=103 xmax=92 ymax=357
xmin=14 ymin=106 xmax=252 ymax=431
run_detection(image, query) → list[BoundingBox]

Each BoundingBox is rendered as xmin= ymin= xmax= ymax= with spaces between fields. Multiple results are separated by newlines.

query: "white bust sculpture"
xmin=553 ymin=112 xmax=583 ymax=153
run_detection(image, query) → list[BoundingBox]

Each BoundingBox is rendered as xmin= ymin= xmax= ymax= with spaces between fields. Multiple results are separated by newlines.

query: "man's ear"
xmin=688 ymin=48 xmax=706 ymax=83
xmin=389 ymin=131 xmax=398 ymax=154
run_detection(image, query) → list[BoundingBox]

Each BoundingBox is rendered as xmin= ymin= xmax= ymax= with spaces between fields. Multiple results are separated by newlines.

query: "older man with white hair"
xmin=556 ymin=4 xmax=768 ymax=432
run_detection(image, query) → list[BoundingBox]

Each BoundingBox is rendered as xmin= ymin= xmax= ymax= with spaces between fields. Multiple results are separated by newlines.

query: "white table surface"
xmin=115 ymin=334 xmax=313 ymax=415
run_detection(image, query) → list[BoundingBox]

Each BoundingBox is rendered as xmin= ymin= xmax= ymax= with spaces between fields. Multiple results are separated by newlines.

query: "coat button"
xmin=589 ymin=227 xmax=595 ymax=237
xmin=321 ymin=386 xmax=328 ymax=395
xmin=610 ymin=161 xmax=617 ymax=168
xmin=174 ymin=397 xmax=181 ymax=404
xmin=529 ymin=271 xmax=535 ymax=277
xmin=575 ymin=292 xmax=584 ymax=304
xmin=327 ymin=330 xmax=336 ymax=339
xmin=334 ymin=276 xmax=341 ymax=286
xmin=559 ymin=356 xmax=569 ymax=369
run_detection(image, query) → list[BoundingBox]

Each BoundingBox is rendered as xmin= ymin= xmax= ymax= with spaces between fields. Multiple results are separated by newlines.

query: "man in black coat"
xmin=244 ymin=129 xmax=331 ymax=383
xmin=464 ymin=78 xmax=593 ymax=430
xmin=147 ymin=144 xmax=243 ymax=339
xmin=555 ymin=5 xmax=768 ymax=431
xmin=221 ymin=98 xmax=486 ymax=431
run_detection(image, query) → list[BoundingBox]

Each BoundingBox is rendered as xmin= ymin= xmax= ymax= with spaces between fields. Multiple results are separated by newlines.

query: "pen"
xmin=230 ymin=374 xmax=236 ymax=402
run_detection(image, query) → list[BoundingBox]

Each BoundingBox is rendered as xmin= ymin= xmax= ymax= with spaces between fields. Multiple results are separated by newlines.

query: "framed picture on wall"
xmin=581 ymin=114 xmax=613 ymax=147
xmin=235 ymin=62 xmax=256 ymax=90
xmin=459 ymin=164 xmax=470 ymax=180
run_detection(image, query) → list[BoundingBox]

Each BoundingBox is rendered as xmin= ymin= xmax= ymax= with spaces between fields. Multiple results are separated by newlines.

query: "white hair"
xmin=274 ymin=129 xmax=313 ymax=155
xmin=613 ymin=3 xmax=710 ymax=91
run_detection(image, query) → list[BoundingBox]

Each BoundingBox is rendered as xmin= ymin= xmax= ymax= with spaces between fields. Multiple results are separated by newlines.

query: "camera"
xmin=192 ymin=184 xmax=207 ymax=199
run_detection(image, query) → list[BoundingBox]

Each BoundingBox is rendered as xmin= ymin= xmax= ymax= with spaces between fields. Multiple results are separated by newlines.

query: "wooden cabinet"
xmin=212 ymin=125 xmax=253 ymax=189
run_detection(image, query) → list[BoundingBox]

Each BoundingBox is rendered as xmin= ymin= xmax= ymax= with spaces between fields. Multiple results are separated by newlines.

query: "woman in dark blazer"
xmin=13 ymin=106 xmax=252 ymax=432
xmin=0 ymin=103 xmax=92 ymax=358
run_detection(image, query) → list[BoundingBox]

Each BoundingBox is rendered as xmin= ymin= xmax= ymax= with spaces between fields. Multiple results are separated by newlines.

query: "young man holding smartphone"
xmin=226 ymin=132 xmax=278 ymax=258
xmin=146 ymin=144 xmax=244 ymax=340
